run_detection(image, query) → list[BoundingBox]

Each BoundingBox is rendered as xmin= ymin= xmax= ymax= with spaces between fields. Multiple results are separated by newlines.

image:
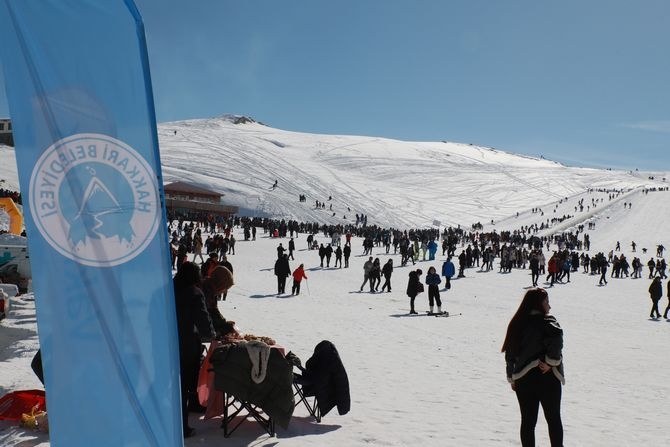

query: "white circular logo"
xmin=29 ymin=133 xmax=160 ymax=267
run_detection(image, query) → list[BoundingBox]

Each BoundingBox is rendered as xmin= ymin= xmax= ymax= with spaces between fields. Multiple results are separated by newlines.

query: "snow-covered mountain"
xmin=155 ymin=115 xmax=666 ymax=229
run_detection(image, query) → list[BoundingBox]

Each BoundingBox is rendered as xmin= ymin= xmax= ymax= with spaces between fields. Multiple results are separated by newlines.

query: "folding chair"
xmin=293 ymin=373 xmax=321 ymax=423
xmin=221 ymin=392 xmax=275 ymax=437
xmin=286 ymin=351 xmax=321 ymax=423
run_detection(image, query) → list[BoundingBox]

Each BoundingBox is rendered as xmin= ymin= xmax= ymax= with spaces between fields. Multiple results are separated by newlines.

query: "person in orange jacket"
xmin=292 ymin=264 xmax=308 ymax=295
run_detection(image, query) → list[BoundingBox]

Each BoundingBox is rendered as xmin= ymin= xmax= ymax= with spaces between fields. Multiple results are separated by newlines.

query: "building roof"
xmin=164 ymin=181 xmax=222 ymax=197
xmin=165 ymin=198 xmax=237 ymax=214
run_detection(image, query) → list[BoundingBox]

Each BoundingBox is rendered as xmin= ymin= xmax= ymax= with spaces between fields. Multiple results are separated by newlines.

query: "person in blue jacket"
xmin=441 ymin=257 xmax=456 ymax=290
xmin=425 ymin=266 xmax=443 ymax=314
xmin=427 ymin=239 xmax=438 ymax=261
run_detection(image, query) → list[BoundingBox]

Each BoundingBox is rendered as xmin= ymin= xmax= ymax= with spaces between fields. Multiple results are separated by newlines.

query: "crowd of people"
xmin=161 ymin=185 xmax=670 ymax=444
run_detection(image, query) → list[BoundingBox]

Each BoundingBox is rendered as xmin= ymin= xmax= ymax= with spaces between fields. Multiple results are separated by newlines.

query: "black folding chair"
xmin=286 ymin=351 xmax=321 ymax=423
xmin=221 ymin=392 xmax=275 ymax=437
xmin=293 ymin=374 xmax=321 ymax=422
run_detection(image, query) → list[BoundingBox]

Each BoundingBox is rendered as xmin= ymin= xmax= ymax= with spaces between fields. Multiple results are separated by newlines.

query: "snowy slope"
xmin=155 ymin=116 xmax=666 ymax=229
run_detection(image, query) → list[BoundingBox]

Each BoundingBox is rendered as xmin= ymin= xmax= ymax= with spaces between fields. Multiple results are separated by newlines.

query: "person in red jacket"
xmin=546 ymin=252 xmax=559 ymax=286
xmin=292 ymin=264 xmax=308 ymax=295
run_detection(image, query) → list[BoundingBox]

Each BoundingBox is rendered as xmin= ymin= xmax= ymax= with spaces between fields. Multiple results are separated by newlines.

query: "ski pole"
xmin=305 ymin=279 xmax=311 ymax=296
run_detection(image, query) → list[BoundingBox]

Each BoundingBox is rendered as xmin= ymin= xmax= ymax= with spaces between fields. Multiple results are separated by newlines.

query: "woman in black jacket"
xmin=502 ymin=288 xmax=564 ymax=447
xmin=406 ymin=269 xmax=423 ymax=314
xmin=174 ymin=262 xmax=214 ymax=438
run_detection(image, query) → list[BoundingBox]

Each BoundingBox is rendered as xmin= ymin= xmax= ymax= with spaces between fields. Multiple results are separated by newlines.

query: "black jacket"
xmin=274 ymin=256 xmax=291 ymax=278
xmin=174 ymin=283 xmax=214 ymax=361
xmin=505 ymin=313 xmax=564 ymax=385
xmin=649 ymin=278 xmax=662 ymax=301
xmin=406 ymin=270 xmax=423 ymax=297
xmin=300 ymin=340 xmax=350 ymax=417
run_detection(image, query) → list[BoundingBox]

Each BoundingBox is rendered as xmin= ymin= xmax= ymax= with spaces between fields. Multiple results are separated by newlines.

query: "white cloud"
xmin=622 ymin=120 xmax=670 ymax=133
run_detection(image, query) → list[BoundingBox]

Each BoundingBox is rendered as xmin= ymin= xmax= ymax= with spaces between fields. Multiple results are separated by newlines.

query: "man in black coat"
xmin=274 ymin=254 xmax=291 ymax=294
xmin=343 ymin=243 xmax=351 ymax=268
xmin=288 ymin=237 xmax=296 ymax=260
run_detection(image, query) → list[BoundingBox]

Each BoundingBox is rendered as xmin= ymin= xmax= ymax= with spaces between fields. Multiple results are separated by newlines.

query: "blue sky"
xmin=1 ymin=0 xmax=669 ymax=170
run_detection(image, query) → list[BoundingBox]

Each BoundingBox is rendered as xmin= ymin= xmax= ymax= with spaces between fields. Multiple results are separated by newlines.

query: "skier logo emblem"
xmin=30 ymin=133 xmax=160 ymax=267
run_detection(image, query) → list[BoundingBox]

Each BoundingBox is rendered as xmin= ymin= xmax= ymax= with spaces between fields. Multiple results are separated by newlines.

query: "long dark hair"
xmin=173 ymin=261 xmax=202 ymax=290
xmin=501 ymin=288 xmax=548 ymax=355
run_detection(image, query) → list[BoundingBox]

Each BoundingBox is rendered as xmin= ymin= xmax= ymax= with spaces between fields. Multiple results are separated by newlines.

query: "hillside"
xmin=157 ymin=116 xmax=665 ymax=229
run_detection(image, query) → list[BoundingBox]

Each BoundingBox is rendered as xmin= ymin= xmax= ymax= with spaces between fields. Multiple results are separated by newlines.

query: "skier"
xmin=291 ymin=264 xmax=308 ymax=295
xmin=406 ymin=269 xmax=424 ymax=314
xmin=425 ymin=266 xmax=443 ymax=314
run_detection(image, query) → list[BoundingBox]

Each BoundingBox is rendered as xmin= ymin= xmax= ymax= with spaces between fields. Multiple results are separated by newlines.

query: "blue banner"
xmin=0 ymin=1 xmax=182 ymax=446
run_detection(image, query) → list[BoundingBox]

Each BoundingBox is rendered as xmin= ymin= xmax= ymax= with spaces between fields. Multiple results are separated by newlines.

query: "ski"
xmin=428 ymin=311 xmax=462 ymax=317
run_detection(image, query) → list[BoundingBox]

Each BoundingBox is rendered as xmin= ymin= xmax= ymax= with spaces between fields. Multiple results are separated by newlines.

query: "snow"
xmin=1 ymin=119 xmax=670 ymax=446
